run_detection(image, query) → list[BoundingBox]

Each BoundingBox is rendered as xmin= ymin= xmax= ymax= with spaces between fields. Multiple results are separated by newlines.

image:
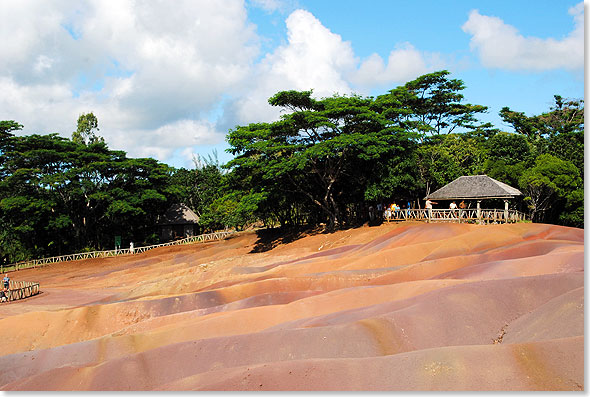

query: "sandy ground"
xmin=0 ymin=222 xmax=583 ymax=391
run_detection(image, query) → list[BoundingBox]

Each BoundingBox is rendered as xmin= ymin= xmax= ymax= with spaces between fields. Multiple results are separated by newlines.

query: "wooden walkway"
xmin=4 ymin=230 xmax=235 ymax=272
xmin=2 ymin=281 xmax=40 ymax=303
xmin=384 ymin=208 xmax=527 ymax=223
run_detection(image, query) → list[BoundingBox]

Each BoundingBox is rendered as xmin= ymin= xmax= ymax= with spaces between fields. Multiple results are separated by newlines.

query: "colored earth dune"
xmin=0 ymin=222 xmax=583 ymax=391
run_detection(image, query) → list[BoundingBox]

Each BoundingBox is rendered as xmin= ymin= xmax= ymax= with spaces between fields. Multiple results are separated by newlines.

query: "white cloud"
xmin=249 ymin=0 xmax=283 ymax=12
xmin=224 ymin=9 xmax=441 ymax=127
xmin=111 ymin=119 xmax=225 ymax=162
xmin=462 ymin=3 xmax=584 ymax=71
xmin=352 ymin=43 xmax=435 ymax=87
xmin=227 ymin=9 xmax=357 ymax=125
xmin=0 ymin=2 xmax=440 ymax=166
xmin=0 ymin=0 xmax=258 ymax=165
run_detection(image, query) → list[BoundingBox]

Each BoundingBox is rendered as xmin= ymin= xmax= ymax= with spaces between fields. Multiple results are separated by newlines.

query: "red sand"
xmin=0 ymin=222 xmax=583 ymax=391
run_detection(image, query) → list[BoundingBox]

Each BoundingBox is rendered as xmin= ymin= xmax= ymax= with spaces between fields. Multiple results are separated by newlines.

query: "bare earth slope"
xmin=0 ymin=222 xmax=583 ymax=391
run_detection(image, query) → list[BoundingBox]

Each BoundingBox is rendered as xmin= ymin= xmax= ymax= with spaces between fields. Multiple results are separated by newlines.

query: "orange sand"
xmin=0 ymin=222 xmax=583 ymax=391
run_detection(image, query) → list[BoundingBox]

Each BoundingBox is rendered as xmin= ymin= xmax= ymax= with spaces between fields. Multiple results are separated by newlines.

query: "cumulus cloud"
xmin=0 ymin=2 xmax=439 ymax=166
xmin=462 ymin=3 xmax=584 ymax=71
xmin=0 ymin=0 xmax=258 ymax=166
xmin=223 ymin=9 xmax=440 ymax=128
xmin=351 ymin=43 xmax=442 ymax=88
xmin=110 ymin=119 xmax=224 ymax=161
xmin=249 ymin=0 xmax=284 ymax=12
xmin=224 ymin=9 xmax=358 ymax=125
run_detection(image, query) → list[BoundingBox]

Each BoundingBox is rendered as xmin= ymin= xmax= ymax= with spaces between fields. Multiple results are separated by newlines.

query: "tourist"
xmin=391 ymin=202 xmax=399 ymax=219
xmin=0 ymin=288 xmax=7 ymax=302
xmin=425 ymin=199 xmax=437 ymax=218
xmin=384 ymin=206 xmax=391 ymax=220
xmin=2 ymin=273 xmax=9 ymax=290
xmin=450 ymin=201 xmax=458 ymax=218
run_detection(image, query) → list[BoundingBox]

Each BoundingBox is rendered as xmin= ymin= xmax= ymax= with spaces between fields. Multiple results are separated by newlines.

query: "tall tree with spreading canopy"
xmin=382 ymin=70 xmax=490 ymax=137
xmin=226 ymin=90 xmax=409 ymax=230
xmin=372 ymin=71 xmax=491 ymax=197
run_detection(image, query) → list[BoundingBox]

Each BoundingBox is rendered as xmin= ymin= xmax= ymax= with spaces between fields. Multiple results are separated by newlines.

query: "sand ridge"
xmin=0 ymin=222 xmax=583 ymax=391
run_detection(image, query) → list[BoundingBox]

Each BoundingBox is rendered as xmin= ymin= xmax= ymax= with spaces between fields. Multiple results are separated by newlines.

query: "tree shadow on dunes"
xmin=250 ymin=225 xmax=324 ymax=253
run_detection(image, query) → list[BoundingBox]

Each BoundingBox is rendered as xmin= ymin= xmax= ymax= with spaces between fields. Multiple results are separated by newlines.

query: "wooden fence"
xmin=4 ymin=230 xmax=235 ymax=272
xmin=2 ymin=281 xmax=40 ymax=302
xmin=384 ymin=208 xmax=528 ymax=223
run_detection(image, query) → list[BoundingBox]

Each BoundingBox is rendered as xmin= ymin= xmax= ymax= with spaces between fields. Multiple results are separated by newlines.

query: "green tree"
xmin=372 ymin=71 xmax=491 ymax=199
xmin=72 ymin=112 xmax=104 ymax=145
xmin=0 ymin=120 xmax=23 ymax=175
xmin=226 ymin=91 xmax=404 ymax=231
xmin=379 ymin=70 xmax=489 ymax=137
xmin=0 ymin=120 xmax=23 ymax=147
xmin=200 ymin=190 xmax=266 ymax=231
xmin=483 ymin=131 xmax=531 ymax=187
xmin=500 ymin=96 xmax=583 ymax=174
xmin=0 ymin=125 xmax=175 ymax=261
xmin=501 ymin=95 xmax=583 ymax=226
xmin=414 ymin=132 xmax=490 ymax=196
xmin=519 ymin=154 xmax=581 ymax=224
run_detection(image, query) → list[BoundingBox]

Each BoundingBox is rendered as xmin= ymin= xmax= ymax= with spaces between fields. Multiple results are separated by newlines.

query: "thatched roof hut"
xmin=425 ymin=175 xmax=522 ymax=200
xmin=158 ymin=203 xmax=199 ymax=225
xmin=158 ymin=203 xmax=199 ymax=241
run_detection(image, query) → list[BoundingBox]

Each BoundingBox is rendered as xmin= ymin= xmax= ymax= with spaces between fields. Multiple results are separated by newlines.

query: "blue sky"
xmin=0 ymin=0 xmax=584 ymax=168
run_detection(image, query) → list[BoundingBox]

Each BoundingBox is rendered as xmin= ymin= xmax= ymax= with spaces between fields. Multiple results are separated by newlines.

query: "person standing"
xmin=449 ymin=201 xmax=458 ymax=218
xmin=425 ymin=199 xmax=437 ymax=219
xmin=3 ymin=273 xmax=10 ymax=290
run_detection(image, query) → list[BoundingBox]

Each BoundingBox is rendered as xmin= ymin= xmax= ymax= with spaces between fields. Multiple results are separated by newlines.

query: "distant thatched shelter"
xmin=426 ymin=175 xmax=522 ymax=213
xmin=158 ymin=203 xmax=200 ymax=241
xmin=426 ymin=175 xmax=522 ymax=201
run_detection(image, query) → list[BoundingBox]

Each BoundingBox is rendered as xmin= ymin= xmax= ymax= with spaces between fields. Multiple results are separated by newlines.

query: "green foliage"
xmin=379 ymin=70 xmax=489 ymax=136
xmin=500 ymin=96 xmax=584 ymax=174
xmin=0 ymin=123 xmax=174 ymax=262
xmin=200 ymin=191 xmax=266 ymax=231
xmin=227 ymin=90 xmax=416 ymax=230
xmin=72 ymin=112 xmax=104 ymax=145
xmin=414 ymin=132 xmax=490 ymax=195
xmin=559 ymin=188 xmax=584 ymax=227
xmin=0 ymin=120 xmax=23 ymax=149
xmin=171 ymin=160 xmax=224 ymax=217
xmin=226 ymin=73 xmax=582 ymax=230
xmin=518 ymin=154 xmax=581 ymax=223
xmin=0 ymin=72 xmax=583 ymax=264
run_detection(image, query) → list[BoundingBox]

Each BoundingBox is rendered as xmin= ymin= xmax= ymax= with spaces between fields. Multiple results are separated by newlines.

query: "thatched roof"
xmin=158 ymin=203 xmax=199 ymax=225
xmin=425 ymin=175 xmax=522 ymax=200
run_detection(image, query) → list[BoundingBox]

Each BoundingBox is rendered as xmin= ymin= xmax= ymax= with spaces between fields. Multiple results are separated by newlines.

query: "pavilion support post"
xmin=504 ymin=200 xmax=509 ymax=223
xmin=477 ymin=200 xmax=481 ymax=223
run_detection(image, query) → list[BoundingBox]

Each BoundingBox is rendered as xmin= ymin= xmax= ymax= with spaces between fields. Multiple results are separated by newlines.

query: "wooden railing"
xmin=2 ymin=281 xmax=40 ymax=302
xmin=384 ymin=208 xmax=528 ymax=223
xmin=4 ymin=230 xmax=235 ymax=272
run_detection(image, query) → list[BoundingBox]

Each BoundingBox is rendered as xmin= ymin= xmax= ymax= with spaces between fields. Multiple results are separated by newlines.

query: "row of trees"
xmin=212 ymin=71 xmax=583 ymax=231
xmin=0 ymin=71 xmax=583 ymax=264
xmin=0 ymin=118 xmax=178 ymax=263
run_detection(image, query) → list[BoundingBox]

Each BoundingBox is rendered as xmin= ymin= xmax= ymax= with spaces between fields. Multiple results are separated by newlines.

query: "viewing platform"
xmin=2 ymin=281 xmax=40 ymax=303
xmin=384 ymin=208 xmax=528 ymax=223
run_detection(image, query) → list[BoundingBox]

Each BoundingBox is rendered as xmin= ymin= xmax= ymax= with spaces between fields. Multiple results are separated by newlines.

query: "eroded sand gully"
xmin=0 ymin=222 xmax=583 ymax=391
